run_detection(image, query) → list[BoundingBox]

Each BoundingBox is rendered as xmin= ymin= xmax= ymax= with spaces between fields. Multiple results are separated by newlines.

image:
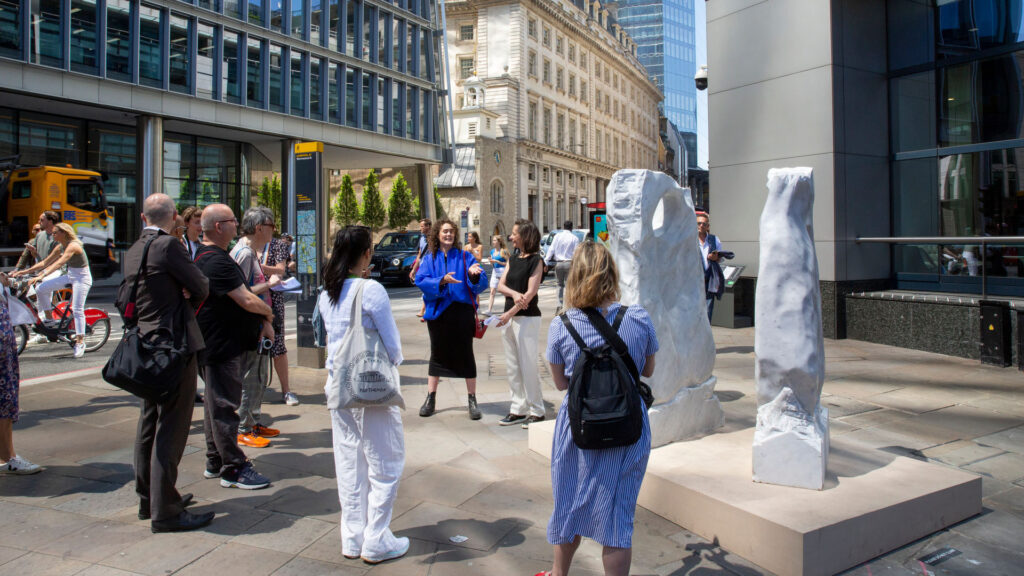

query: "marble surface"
xmin=606 ymin=169 xmax=723 ymax=447
xmin=753 ymin=167 xmax=829 ymax=490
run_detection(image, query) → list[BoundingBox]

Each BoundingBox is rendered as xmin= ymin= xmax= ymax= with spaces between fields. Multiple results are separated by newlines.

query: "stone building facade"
xmin=439 ymin=0 xmax=662 ymax=238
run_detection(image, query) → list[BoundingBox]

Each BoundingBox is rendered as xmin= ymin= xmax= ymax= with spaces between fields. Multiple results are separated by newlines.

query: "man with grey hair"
xmin=230 ymin=206 xmax=282 ymax=448
xmin=118 ymin=193 xmax=213 ymax=531
xmin=194 ymin=203 xmax=275 ymax=490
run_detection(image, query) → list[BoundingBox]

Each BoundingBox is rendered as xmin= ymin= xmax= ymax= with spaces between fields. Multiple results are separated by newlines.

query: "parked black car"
xmin=370 ymin=231 xmax=422 ymax=285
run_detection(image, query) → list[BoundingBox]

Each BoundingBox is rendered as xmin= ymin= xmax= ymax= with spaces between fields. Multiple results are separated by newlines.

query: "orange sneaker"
xmin=237 ymin=433 xmax=271 ymax=448
xmin=252 ymin=424 xmax=280 ymax=438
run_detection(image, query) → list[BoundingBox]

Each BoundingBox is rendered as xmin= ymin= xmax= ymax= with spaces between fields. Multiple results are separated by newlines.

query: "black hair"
xmin=518 ymin=220 xmax=541 ymax=254
xmin=563 ymin=220 xmax=573 ymax=230
xmin=324 ymin=226 xmax=372 ymax=304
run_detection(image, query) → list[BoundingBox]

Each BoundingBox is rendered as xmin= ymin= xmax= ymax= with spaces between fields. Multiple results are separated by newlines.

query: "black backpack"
xmin=560 ymin=307 xmax=650 ymax=450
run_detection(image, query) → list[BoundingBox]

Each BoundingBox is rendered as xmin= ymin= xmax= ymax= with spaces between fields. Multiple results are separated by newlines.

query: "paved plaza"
xmin=1 ymin=284 xmax=1022 ymax=575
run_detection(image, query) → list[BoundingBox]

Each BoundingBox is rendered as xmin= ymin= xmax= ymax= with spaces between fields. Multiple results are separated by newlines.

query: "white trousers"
xmin=330 ymin=406 xmax=405 ymax=558
xmin=502 ymin=315 xmax=544 ymax=417
xmin=37 ymin=267 xmax=92 ymax=336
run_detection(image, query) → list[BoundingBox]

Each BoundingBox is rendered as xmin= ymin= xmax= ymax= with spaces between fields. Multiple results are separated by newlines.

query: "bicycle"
xmin=6 ymin=275 xmax=111 ymax=356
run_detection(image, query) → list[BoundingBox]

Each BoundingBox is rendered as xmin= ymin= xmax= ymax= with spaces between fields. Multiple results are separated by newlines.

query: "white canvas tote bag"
xmin=325 ymin=279 xmax=405 ymax=410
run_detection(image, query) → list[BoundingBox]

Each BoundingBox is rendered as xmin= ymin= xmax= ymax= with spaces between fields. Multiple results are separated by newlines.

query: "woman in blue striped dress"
xmin=539 ymin=241 xmax=658 ymax=576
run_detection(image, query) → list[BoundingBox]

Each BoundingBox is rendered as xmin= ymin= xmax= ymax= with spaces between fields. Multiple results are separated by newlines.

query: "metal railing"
xmin=856 ymin=236 xmax=1024 ymax=299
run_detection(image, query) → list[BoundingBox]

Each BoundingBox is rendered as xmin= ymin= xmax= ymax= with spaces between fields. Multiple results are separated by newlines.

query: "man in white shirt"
xmin=543 ymin=220 xmax=581 ymax=310
xmin=697 ymin=212 xmax=723 ymax=321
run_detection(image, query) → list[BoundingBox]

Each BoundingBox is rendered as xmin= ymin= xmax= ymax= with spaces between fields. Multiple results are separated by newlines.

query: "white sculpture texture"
xmin=753 ymin=168 xmax=829 ymax=490
xmin=606 ymin=170 xmax=723 ymax=448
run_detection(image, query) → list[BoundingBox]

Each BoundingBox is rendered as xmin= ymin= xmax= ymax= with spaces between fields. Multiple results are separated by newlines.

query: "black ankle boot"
xmin=467 ymin=394 xmax=482 ymax=420
xmin=419 ymin=392 xmax=436 ymax=417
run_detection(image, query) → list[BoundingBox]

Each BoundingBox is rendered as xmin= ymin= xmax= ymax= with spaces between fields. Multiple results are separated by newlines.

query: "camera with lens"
xmin=257 ymin=336 xmax=274 ymax=355
xmin=695 ymin=65 xmax=708 ymax=91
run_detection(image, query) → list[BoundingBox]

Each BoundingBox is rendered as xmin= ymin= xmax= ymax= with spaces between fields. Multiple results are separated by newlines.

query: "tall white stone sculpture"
xmin=606 ymin=170 xmax=723 ymax=448
xmin=753 ymin=168 xmax=829 ymax=490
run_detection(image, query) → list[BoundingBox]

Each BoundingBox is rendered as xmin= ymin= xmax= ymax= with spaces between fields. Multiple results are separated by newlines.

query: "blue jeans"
xmin=706 ymin=297 xmax=715 ymax=323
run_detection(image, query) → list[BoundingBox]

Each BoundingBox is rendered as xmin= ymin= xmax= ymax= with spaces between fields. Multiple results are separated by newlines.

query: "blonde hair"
xmin=53 ymin=222 xmax=79 ymax=243
xmin=564 ymin=241 xmax=620 ymax=309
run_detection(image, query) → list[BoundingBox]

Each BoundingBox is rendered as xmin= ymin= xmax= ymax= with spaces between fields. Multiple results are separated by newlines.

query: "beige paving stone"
xmin=185 ymin=500 xmax=275 ymax=541
xmin=913 ymin=405 xmax=1021 ymax=441
xmin=444 ymin=448 xmax=512 ymax=481
xmin=458 ymin=479 xmax=552 ymax=522
xmin=174 ymin=542 xmax=293 ymax=576
xmin=866 ymin=387 xmax=959 ymax=414
xmin=33 ymin=521 xmax=151 ymax=563
xmin=391 ymin=501 xmax=519 ymax=552
xmin=966 ymin=395 xmax=1024 ymax=419
xmin=398 ymin=464 xmax=495 ymax=508
xmin=271 ymin=556 xmax=367 ymax=576
xmin=423 ymin=546 xmax=568 ymax=576
xmin=965 ymin=452 xmax=1024 ymax=484
xmin=74 ymin=566 xmax=145 ymax=576
xmin=296 ymin=528 xmax=354 ymax=565
xmin=51 ymin=482 xmax=138 ymax=518
xmin=256 ymin=475 xmax=340 ymax=521
xmin=0 ymin=470 xmax=114 ymax=509
xmin=0 ymin=551 xmax=90 ymax=576
xmin=0 ymin=507 xmax=96 ymax=549
xmin=821 ymin=376 xmax=903 ymax=400
xmin=230 ymin=512 xmax=335 ymax=554
xmin=983 ymin=485 xmax=1024 ymax=521
xmin=922 ymin=440 xmax=1005 ymax=468
xmin=0 ymin=546 xmax=26 ymax=566
xmin=359 ymin=537 xmax=439 ymax=575
xmin=99 ymin=532 xmax=222 ymax=576
xmin=975 ymin=425 xmax=1024 ymax=455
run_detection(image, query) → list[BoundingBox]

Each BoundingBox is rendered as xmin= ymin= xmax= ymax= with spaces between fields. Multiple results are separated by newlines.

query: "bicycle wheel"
xmin=83 ymin=317 xmax=110 ymax=352
xmin=15 ymin=325 xmax=28 ymax=356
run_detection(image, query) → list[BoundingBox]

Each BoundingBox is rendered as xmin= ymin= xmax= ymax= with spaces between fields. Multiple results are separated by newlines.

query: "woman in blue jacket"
xmin=414 ymin=218 xmax=488 ymax=420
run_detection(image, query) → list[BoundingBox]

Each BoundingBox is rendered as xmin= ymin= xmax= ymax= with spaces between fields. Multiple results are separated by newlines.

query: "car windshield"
xmin=376 ymin=234 xmax=419 ymax=250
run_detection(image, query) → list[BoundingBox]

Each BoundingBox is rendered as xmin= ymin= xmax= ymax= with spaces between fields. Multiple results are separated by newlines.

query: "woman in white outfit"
xmin=19 ymin=223 xmax=93 ymax=358
xmin=318 ymin=226 xmax=409 ymax=565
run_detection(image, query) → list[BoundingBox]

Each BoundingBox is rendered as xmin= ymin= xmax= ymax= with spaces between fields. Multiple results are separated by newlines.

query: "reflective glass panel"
xmin=224 ymin=0 xmax=239 ymax=19
xmin=346 ymin=0 xmax=356 ymax=56
xmin=939 ymin=51 xmax=1024 ymax=147
xmin=888 ymin=0 xmax=934 ymax=71
xmin=938 ymin=0 xmax=1024 ymax=59
xmin=223 ymin=29 xmax=241 ymax=103
xmin=392 ymin=81 xmax=402 ymax=136
xmin=419 ymin=88 xmax=427 ymax=141
xmin=197 ymin=22 xmax=215 ymax=99
xmin=250 ymin=0 xmax=263 ymax=26
xmin=311 ymin=0 xmax=322 ymax=45
xmin=377 ymin=76 xmax=385 ymax=132
xmin=163 ymin=133 xmax=194 ymax=203
xmin=247 ymin=37 xmax=264 ymax=107
xmin=18 ymin=112 xmax=81 ymax=166
xmin=346 ymin=67 xmax=357 ymax=126
xmin=378 ymin=10 xmax=386 ymax=65
xmin=407 ymin=24 xmax=415 ymax=74
xmin=362 ymin=72 xmax=372 ymax=127
xmin=310 ymin=57 xmax=322 ymax=120
xmin=70 ymin=0 xmax=99 ymax=74
xmin=328 ymin=61 xmax=339 ymax=122
xmin=393 ymin=17 xmax=402 ymax=72
xmin=196 ymin=137 xmax=237 ymax=205
xmin=291 ymin=50 xmax=305 ymax=116
xmin=891 ymin=71 xmax=935 ymax=153
xmin=139 ymin=5 xmax=164 ymax=88
xmin=106 ymin=0 xmax=131 ymax=81
xmin=0 ymin=0 xmax=21 ymax=59
xmin=169 ymin=15 xmax=191 ymax=94
xmin=198 ymin=0 xmax=219 ymax=12
xmin=419 ymin=28 xmax=428 ymax=80
xmin=328 ymin=0 xmax=338 ymax=50
xmin=292 ymin=0 xmax=304 ymax=38
xmin=270 ymin=0 xmax=282 ymax=31
xmin=269 ymin=43 xmax=284 ymax=112
xmin=362 ymin=4 xmax=372 ymax=61
xmin=31 ymin=0 xmax=63 ymax=67
xmin=0 ymin=108 xmax=15 ymax=157
xmin=406 ymin=85 xmax=415 ymax=137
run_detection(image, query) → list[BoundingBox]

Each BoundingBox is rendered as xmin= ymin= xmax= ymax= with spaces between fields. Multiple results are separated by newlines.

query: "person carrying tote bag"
xmin=318 ymin=226 xmax=409 ymax=565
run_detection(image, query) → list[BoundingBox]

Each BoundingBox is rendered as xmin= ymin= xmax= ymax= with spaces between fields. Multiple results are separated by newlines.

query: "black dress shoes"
xmin=139 ymin=492 xmax=194 ymax=520
xmin=150 ymin=510 xmax=215 ymax=533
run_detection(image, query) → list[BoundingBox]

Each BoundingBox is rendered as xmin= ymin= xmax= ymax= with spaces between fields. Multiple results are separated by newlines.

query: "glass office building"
xmin=618 ymin=0 xmax=697 ymax=166
xmin=889 ymin=0 xmax=1024 ymax=296
xmin=0 ymin=0 xmax=448 ymax=250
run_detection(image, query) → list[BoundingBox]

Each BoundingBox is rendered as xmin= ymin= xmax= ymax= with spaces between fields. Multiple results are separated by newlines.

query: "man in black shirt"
xmin=194 ymin=204 xmax=275 ymax=490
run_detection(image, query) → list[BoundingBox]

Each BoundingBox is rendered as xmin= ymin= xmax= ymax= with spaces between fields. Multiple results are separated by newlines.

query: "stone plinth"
xmin=528 ymin=422 xmax=982 ymax=576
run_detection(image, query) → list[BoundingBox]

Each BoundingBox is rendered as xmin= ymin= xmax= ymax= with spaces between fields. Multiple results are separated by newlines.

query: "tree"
xmin=332 ymin=173 xmax=360 ymax=227
xmin=387 ymin=172 xmax=416 ymax=230
xmin=257 ymin=173 xmax=283 ymax=230
xmin=434 ymin=185 xmax=447 ymax=220
xmin=360 ymin=169 xmax=387 ymax=234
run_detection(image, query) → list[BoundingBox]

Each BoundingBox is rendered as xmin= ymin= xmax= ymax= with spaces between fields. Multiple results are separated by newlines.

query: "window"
xmin=568 ymin=74 xmax=575 ymax=97
xmin=66 ymin=180 xmax=104 ymax=212
xmin=614 ymin=73 xmax=618 ymax=90
xmin=70 ymin=0 xmax=99 ymax=74
xmin=542 ymin=166 xmax=549 ymax=182
xmin=106 ymin=0 xmax=131 ymax=81
xmin=0 ymin=0 xmax=21 ymax=59
xmin=291 ymin=50 xmax=305 ymax=116
xmin=247 ymin=37 xmax=265 ymax=108
xmin=169 ymin=15 xmax=191 ymax=94
xmin=555 ymin=35 xmax=562 ymax=54
xmin=223 ymin=30 xmax=241 ymax=104
xmin=580 ymin=51 xmax=587 ymax=69
xmin=460 ymin=24 xmax=474 ymax=40
xmin=459 ymin=57 xmax=474 ymax=79
xmin=528 ymin=18 xmax=536 ymax=39
xmin=490 ymin=181 xmax=504 ymax=213
xmin=528 ymin=101 xmax=537 ymax=140
xmin=292 ymin=0 xmax=305 ymax=38
xmin=543 ymin=106 xmax=551 ymax=145
xmin=269 ymin=44 xmax=284 ymax=112
xmin=251 ymin=0 xmax=264 ymax=27
xmin=596 ymin=129 xmax=602 ymax=159
xmin=139 ymin=5 xmax=163 ymax=88
xmin=197 ymin=23 xmax=216 ymax=99
xmin=347 ymin=67 xmax=358 ymax=127
xmin=557 ymin=113 xmax=564 ymax=149
xmin=604 ymin=67 xmax=609 ymax=82
xmin=596 ymin=89 xmax=602 ymax=110
xmin=568 ymin=43 xmax=575 ymax=63
xmin=328 ymin=61 xmax=339 ymax=122
xmin=594 ymin=60 xmax=600 ymax=79
xmin=528 ymin=51 xmax=536 ymax=76
xmin=311 ymin=0 xmax=323 ymax=45
xmin=568 ymin=173 xmax=575 ymax=187
xmin=569 ymin=118 xmax=576 ymax=150
xmin=542 ymin=26 xmax=549 ymax=47
xmin=580 ymin=80 xmax=587 ymax=102
xmin=555 ymin=170 xmax=562 ymax=185
xmin=528 ymin=163 xmax=536 ymax=181
xmin=542 ymin=59 xmax=550 ymax=83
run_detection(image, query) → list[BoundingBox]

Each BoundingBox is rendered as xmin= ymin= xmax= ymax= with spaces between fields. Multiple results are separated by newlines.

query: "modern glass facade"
xmin=0 ymin=0 xmax=444 ymax=143
xmin=889 ymin=0 xmax=1024 ymax=296
xmin=618 ymin=0 xmax=697 ymax=165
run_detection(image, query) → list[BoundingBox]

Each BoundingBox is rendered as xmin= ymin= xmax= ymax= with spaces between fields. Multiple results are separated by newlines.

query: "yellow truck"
xmin=0 ymin=155 xmax=117 ymax=277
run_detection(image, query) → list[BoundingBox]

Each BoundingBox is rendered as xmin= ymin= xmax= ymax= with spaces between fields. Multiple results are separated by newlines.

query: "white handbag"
xmin=325 ymin=279 xmax=405 ymax=410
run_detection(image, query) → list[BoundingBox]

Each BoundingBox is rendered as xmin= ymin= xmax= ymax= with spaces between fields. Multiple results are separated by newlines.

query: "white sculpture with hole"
xmin=605 ymin=169 xmax=723 ymax=447
xmin=753 ymin=167 xmax=829 ymax=490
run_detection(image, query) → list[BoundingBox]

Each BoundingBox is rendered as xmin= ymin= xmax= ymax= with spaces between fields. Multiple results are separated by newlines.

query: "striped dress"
xmin=544 ymin=303 xmax=658 ymax=549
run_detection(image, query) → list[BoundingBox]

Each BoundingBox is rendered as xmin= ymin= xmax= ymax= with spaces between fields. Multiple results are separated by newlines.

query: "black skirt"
xmin=427 ymin=301 xmax=477 ymax=379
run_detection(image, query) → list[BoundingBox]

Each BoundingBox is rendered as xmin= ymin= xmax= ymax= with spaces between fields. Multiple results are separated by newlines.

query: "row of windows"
xmin=526 ymin=163 xmax=588 ymax=191
xmin=0 ymin=0 xmax=443 ymax=142
xmin=525 ymin=101 xmax=654 ymax=166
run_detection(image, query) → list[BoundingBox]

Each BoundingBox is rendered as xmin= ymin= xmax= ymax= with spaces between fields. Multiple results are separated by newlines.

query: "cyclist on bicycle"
xmin=11 ymin=223 xmax=93 ymax=358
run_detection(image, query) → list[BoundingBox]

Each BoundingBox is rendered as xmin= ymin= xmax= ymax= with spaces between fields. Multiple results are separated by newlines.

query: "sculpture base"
xmin=753 ymin=403 xmax=829 ymax=490
xmin=527 ymin=425 xmax=981 ymax=576
xmin=648 ymin=376 xmax=724 ymax=448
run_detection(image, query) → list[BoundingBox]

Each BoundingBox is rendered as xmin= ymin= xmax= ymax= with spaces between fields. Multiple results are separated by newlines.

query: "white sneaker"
xmin=73 ymin=342 xmax=85 ymax=358
xmin=30 ymin=334 xmax=48 ymax=344
xmin=284 ymin=392 xmax=300 ymax=406
xmin=361 ymin=537 xmax=410 ymax=564
xmin=0 ymin=455 xmax=41 ymax=475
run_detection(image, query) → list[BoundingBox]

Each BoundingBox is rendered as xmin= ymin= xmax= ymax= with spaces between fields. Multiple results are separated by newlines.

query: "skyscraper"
xmin=618 ymin=0 xmax=698 ymax=167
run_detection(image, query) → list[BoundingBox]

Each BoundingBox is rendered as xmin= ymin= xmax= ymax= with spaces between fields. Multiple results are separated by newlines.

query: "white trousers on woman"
xmin=330 ymin=406 xmax=405 ymax=559
xmin=503 ymin=315 xmax=544 ymax=417
xmin=37 ymin=267 xmax=92 ymax=336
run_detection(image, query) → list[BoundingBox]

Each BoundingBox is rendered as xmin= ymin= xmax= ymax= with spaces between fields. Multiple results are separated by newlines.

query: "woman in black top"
xmin=495 ymin=220 xmax=546 ymax=428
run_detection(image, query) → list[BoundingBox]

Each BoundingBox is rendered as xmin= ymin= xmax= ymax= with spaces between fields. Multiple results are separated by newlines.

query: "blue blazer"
xmin=415 ymin=247 xmax=488 ymax=321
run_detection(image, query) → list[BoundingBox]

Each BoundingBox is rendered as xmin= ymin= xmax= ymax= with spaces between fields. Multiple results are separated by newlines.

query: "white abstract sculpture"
xmin=753 ymin=168 xmax=829 ymax=490
xmin=606 ymin=170 xmax=723 ymax=448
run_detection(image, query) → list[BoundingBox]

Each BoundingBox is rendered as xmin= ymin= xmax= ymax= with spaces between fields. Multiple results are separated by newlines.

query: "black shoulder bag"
xmin=581 ymin=307 xmax=656 ymax=409
xmin=102 ymin=237 xmax=189 ymax=404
